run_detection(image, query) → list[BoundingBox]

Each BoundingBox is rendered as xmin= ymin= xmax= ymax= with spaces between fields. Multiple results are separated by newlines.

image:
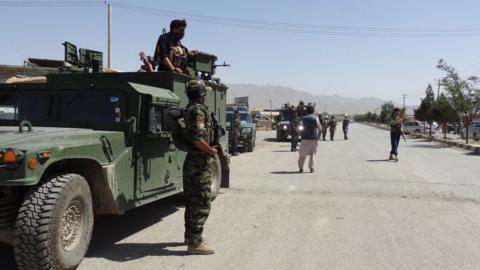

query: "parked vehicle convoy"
xmin=460 ymin=122 xmax=480 ymax=141
xmin=226 ymin=105 xmax=256 ymax=152
xmin=0 ymin=43 xmax=230 ymax=270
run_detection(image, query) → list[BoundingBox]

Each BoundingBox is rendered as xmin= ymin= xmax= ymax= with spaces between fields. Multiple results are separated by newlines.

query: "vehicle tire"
xmin=474 ymin=133 xmax=479 ymax=141
xmin=14 ymin=173 xmax=94 ymax=270
xmin=414 ymin=129 xmax=421 ymax=134
xmin=461 ymin=132 xmax=465 ymax=139
xmin=276 ymin=131 xmax=282 ymax=141
xmin=209 ymin=154 xmax=222 ymax=201
xmin=246 ymin=140 xmax=254 ymax=152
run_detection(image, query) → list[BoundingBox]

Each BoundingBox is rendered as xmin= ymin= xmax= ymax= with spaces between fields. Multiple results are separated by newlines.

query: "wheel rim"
xmin=61 ymin=200 xmax=84 ymax=252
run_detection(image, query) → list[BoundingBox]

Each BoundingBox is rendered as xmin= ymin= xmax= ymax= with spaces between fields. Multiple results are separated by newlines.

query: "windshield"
xmin=0 ymin=92 xmax=123 ymax=125
xmin=227 ymin=112 xmax=251 ymax=123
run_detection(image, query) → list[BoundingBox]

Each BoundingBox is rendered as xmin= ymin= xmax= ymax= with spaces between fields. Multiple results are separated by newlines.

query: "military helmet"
xmin=186 ymin=80 xmax=208 ymax=99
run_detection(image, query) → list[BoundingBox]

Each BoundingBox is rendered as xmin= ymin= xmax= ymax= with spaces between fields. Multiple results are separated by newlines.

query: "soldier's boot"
xmin=185 ymin=235 xmax=206 ymax=245
xmin=187 ymin=242 xmax=216 ymax=255
xmin=388 ymin=154 xmax=394 ymax=160
xmin=394 ymin=154 xmax=399 ymax=162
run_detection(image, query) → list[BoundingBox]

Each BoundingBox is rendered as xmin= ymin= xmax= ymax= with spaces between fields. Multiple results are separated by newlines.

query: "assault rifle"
xmin=210 ymin=112 xmax=226 ymax=147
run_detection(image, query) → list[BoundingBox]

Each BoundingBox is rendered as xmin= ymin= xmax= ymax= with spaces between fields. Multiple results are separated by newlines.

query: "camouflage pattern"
xmin=183 ymin=153 xmax=212 ymax=245
xmin=183 ymin=99 xmax=213 ymax=245
xmin=321 ymin=117 xmax=328 ymax=141
xmin=232 ymin=112 xmax=241 ymax=136
xmin=328 ymin=117 xmax=337 ymax=141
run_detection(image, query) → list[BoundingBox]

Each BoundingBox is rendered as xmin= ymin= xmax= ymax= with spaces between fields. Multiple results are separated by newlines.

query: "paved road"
xmin=2 ymin=124 xmax=480 ymax=270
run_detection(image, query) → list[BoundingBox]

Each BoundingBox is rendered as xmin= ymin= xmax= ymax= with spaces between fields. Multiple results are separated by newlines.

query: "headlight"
xmin=242 ymin=127 xmax=252 ymax=134
xmin=298 ymin=125 xmax=304 ymax=131
xmin=283 ymin=125 xmax=288 ymax=130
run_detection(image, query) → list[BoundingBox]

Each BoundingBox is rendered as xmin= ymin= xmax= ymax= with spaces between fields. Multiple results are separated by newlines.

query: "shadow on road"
xmin=263 ymin=138 xmax=280 ymax=142
xmin=366 ymin=159 xmax=394 ymax=162
xmin=86 ymin=194 xmax=184 ymax=259
xmin=409 ymin=144 xmax=447 ymax=149
xmin=89 ymin=242 xmax=187 ymax=262
xmin=271 ymin=150 xmax=294 ymax=153
xmin=0 ymin=194 xmax=188 ymax=269
xmin=270 ymin=171 xmax=302 ymax=174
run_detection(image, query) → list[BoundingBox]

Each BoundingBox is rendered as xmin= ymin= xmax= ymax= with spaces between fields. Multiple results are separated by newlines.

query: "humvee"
xmin=0 ymin=43 xmax=230 ymax=270
xmin=226 ymin=105 xmax=256 ymax=152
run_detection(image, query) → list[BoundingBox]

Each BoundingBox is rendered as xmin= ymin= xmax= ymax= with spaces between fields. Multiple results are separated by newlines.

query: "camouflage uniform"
xmin=328 ymin=117 xmax=337 ymax=141
xmin=183 ymin=101 xmax=213 ymax=246
xmin=321 ymin=117 xmax=328 ymax=141
xmin=230 ymin=112 xmax=241 ymax=155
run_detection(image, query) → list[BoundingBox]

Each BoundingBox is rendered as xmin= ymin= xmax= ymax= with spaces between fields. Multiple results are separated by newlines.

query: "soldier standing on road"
xmin=328 ymin=116 xmax=337 ymax=141
xmin=183 ymin=80 xmax=217 ymax=255
xmin=298 ymin=106 xmax=321 ymax=173
xmin=290 ymin=111 xmax=300 ymax=151
xmin=154 ymin=19 xmax=199 ymax=73
xmin=321 ymin=116 xmax=328 ymax=141
xmin=230 ymin=111 xmax=241 ymax=156
xmin=342 ymin=115 xmax=350 ymax=140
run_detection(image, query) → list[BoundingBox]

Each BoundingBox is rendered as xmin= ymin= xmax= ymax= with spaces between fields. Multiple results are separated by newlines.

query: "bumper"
xmin=238 ymin=135 xmax=253 ymax=148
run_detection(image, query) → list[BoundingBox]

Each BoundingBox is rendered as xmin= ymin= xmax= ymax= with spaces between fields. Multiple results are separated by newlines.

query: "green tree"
xmin=437 ymin=59 xmax=480 ymax=144
xmin=379 ymin=102 xmax=395 ymax=125
xmin=414 ymin=84 xmax=435 ymax=136
xmin=431 ymin=93 xmax=457 ymax=139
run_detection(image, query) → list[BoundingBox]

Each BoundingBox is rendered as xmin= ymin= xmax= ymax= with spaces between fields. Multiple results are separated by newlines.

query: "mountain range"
xmin=226 ymin=83 xmax=387 ymax=114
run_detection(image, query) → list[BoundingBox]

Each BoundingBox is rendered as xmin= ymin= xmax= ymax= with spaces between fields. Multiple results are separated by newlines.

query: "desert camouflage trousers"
xmin=183 ymin=153 xmax=213 ymax=245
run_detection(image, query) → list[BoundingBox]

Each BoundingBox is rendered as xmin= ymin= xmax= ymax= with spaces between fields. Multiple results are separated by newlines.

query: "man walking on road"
xmin=342 ymin=115 xmax=350 ymax=140
xmin=183 ymin=80 xmax=217 ymax=255
xmin=328 ymin=116 xmax=337 ymax=141
xmin=298 ymin=106 xmax=321 ymax=173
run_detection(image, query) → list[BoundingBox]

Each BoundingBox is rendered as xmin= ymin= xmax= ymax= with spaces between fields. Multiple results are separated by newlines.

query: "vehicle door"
xmin=135 ymin=88 xmax=182 ymax=199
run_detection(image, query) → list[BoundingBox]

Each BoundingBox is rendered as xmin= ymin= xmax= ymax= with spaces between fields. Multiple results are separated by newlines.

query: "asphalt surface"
xmin=2 ymin=124 xmax=480 ymax=270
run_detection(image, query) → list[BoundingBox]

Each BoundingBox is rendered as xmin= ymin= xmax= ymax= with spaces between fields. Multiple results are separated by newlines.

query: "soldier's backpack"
xmin=167 ymin=108 xmax=193 ymax=152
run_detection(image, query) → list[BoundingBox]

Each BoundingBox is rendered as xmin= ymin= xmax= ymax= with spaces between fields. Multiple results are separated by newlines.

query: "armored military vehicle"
xmin=275 ymin=104 xmax=295 ymax=141
xmin=274 ymin=102 xmax=315 ymax=141
xmin=0 ymin=42 xmax=230 ymax=270
xmin=226 ymin=104 xmax=256 ymax=152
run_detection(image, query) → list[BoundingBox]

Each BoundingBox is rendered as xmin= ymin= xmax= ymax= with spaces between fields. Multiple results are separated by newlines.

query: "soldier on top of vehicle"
xmin=153 ymin=19 xmax=199 ymax=73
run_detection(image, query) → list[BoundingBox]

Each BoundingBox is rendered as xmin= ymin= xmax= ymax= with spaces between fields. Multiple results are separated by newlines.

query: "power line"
xmin=4 ymin=1 xmax=480 ymax=37
xmin=110 ymin=2 xmax=480 ymax=38
xmin=0 ymin=1 xmax=103 ymax=7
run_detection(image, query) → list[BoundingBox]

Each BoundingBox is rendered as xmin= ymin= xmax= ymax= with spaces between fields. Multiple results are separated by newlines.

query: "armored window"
xmin=148 ymin=105 xmax=173 ymax=133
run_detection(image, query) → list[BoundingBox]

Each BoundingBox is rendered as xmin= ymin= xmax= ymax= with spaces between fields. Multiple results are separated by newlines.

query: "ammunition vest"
xmin=168 ymin=41 xmax=188 ymax=70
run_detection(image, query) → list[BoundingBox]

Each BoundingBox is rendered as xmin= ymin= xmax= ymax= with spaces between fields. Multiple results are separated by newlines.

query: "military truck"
xmin=0 ymin=43 xmax=230 ymax=270
xmin=275 ymin=104 xmax=295 ymax=141
xmin=226 ymin=104 xmax=256 ymax=152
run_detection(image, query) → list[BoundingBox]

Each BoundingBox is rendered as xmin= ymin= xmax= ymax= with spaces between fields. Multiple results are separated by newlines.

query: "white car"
xmin=460 ymin=122 xmax=480 ymax=141
xmin=403 ymin=120 xmax=436 ymax=135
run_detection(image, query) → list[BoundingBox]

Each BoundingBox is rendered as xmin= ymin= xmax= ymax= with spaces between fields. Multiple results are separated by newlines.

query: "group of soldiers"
xmin=290 ymin=112 xmax=351 ymax=151
xmin=319 ymin=115 xmax=350 ymax=141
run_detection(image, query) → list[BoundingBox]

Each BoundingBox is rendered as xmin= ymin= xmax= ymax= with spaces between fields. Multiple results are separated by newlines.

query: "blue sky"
xmin=2 ymin=0 xmax=480 ymax=105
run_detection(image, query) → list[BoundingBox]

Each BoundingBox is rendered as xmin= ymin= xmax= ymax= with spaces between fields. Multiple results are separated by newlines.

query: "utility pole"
xmin=402 ymin=94 xmax=407 ymax=110
xmin=106 ymin=2 xmax=112 ymax=69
